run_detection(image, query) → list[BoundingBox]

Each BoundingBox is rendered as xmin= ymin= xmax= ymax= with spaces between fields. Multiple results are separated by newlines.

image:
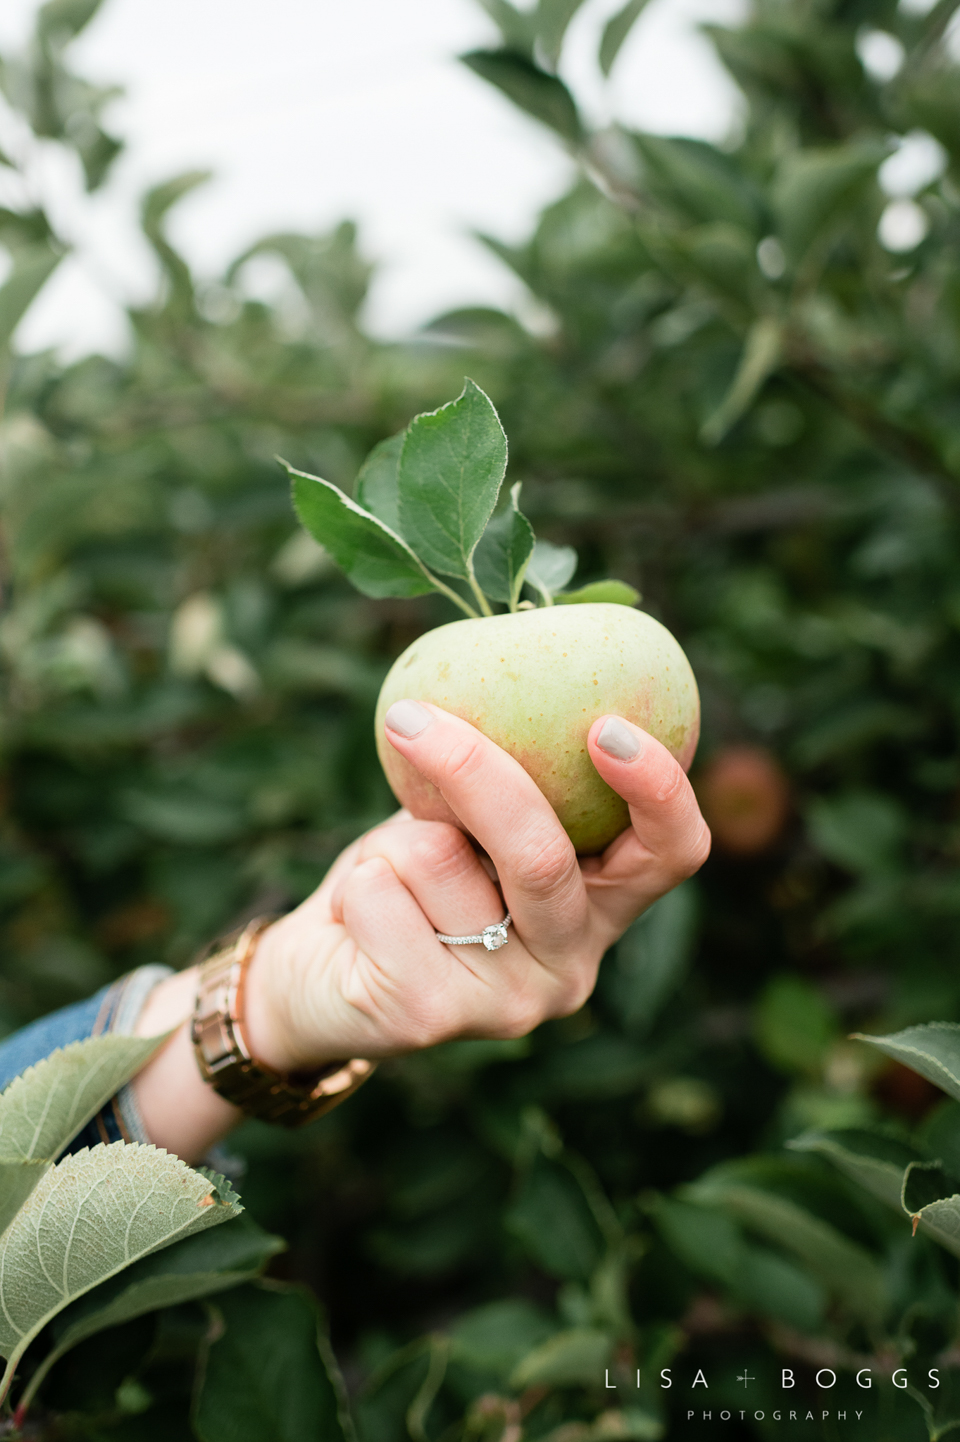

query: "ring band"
xmin=436 ymin=913 xmax=512 ymax=951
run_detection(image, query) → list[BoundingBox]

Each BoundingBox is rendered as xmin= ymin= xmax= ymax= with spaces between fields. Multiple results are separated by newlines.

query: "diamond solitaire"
xmin=436 ymin=912 xmax=512 ymax=950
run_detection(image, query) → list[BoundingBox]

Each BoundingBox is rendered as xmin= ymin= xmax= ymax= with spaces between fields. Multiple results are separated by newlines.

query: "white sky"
xmin=0 ymin=0 xmax=744 ymax=356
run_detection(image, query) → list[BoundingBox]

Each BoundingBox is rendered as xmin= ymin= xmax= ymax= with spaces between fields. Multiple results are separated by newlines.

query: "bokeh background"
xmin=3 ymin=0 xmax=960 ymax=1437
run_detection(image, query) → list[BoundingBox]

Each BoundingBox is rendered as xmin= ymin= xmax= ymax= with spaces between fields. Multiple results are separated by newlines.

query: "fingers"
xmin=337 ymin=856 xmax=467 ymax=1051
xmin=383 ymin=701 xmax=587 ymax=961
xmin=352 ymin=820 xmax=504 ymax=940
xmin=584 ymin=714 xmax=711 ymax=933
xmin=337 ymin=857 xmax=570 ymax=1051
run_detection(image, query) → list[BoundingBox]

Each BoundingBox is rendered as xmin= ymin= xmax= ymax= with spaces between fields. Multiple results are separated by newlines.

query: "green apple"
xmin=375 ymin=602 xmax=700 ymax=854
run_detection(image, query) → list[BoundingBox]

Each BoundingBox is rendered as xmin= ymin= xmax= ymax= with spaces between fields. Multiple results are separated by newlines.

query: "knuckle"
xmin=551 ymin=971 xmax=596 ymax=1020
xmin=442 ymin=736 xmax=487 ymax=790
xmin=389 ymin=994 xmax=457 ymax=1053
xmin=344 ymin=855 xmax=395 ymax=900
xmin=494 ymin=993 xmax=543 ymax=1040
xmin=654 ymin=757 xmax=688 ymax=808
xmin=410 ymin=823 xmax=473 ymax=883
xmin=515 ymin=828 xmax=579 ymax=902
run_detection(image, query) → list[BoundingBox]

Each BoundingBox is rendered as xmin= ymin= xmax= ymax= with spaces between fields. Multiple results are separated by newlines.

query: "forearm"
xmin=131 ymin=967 xmax=236 ymax=1162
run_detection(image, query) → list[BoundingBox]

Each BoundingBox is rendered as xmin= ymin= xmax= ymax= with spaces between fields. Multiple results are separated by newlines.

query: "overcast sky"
xmin=0 ymin=0 xmax=744 ymax=356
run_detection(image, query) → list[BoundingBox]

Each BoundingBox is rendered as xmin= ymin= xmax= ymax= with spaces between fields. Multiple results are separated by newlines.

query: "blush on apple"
xmin=375 ymin=602 xmax=700 ymax=855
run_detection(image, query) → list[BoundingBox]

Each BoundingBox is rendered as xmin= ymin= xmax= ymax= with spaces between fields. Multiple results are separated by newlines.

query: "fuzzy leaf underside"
xmin=20 ymin=1213 xmax=283 ymax=1409
xmin=0 ymin=1033 xmax=165 ymax=1165
xmin=288 ymin=463 xmax=439 ymax=600
xmin=526 ymin=538 xmax=578 ymax=599
xmin=0 ymin=1144 xmax=240 ymax=1393
xmin=397 ymin=378 xmax=507 ymax=580
xmin=0 ymin=1162 xmax=51 ymax=1239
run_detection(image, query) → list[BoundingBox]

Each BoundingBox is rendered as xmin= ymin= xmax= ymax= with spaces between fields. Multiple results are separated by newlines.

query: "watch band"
xmin=190 ymin=915 xmax=375 ymax=1127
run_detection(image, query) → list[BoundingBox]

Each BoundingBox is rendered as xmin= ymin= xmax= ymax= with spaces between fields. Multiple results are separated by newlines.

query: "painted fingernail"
xmin=385 ymin=699 xmax=432 ymax=739
xmin=597 ymin=716 xmax=642 ymax=761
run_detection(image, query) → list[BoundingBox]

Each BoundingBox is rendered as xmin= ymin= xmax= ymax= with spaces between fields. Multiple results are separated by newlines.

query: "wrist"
xmin=239 ymin=921 xmax=303 ymax=1072
xmin=241 ymin=915 xmax=346 ymax=1073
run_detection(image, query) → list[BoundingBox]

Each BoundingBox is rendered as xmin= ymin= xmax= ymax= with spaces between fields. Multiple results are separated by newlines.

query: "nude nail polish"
xmin=385 ymin=699 xmax=432 ymax=738
xmin=597 ymin=716 xmax=641 ymax=761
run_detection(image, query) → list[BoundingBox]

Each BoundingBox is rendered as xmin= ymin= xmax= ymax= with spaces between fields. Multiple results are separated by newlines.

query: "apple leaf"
xmin=852 ymin=1023 xmax=960 ymax=1103
xmin=397 ymin=379 xmax=507 ymax=587
xmin=510 ymin=1327 xmax=612 ymax=1389
xmin=193 ymin=1282 xmax=350 ymax=1442
xmin=686 ymin=1175 xmax=886 ymax=1325
xmin=556 ymin=580 xmax=640 ymax=607
xmin=526 ymin=539 xmax=578 ymax=603
xmin=461 ymin=50 xmax=584 ymax=145
xmin=19 ymin=1211 xmax=284 ymax=1412
xmin=789 ymin=1129 xmax=915 ymax=1213
xmin=0 ymin=1144 xmax=241 ymax=1403
xmin=701 ymin=315 xmax=781 ymax=446
xmin=354 ymin=432 xmax=403 ymax=536
xmin=0 ymin=1033 xmax=165 ymax=1164
xmin=537 ymin=0 xmax=590 ymax=70
xmin=599 ymin=0 xmax=651 ymax=76
xmin=0 ymin=242 xmax=63 ymax=353
xmin=287 ymin=462 xmax=439 ymax=600
xmin=473 ymin=482 xmax=535 ymax=608
xmin=473 ymin=0 xmax=537 ymax=56
xmin=0 ymin=1163 xmax=51 ymax=1240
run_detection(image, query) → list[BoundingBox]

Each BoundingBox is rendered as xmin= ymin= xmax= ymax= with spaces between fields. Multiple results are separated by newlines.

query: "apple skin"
xmin=374 ymin=603 xmax=700 ymax=855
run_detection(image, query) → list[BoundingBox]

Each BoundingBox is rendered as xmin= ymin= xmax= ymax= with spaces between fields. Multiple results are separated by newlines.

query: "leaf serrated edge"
xmin=396 ymin=378 xmax=507 ymax=616
xmin=0 ymin=1143 xmax=241 ymax=1405
xmin=852 ymin=1026 xmax=960 ymax=1101
xmin=282 ymin=459 xmax=479 ymax=618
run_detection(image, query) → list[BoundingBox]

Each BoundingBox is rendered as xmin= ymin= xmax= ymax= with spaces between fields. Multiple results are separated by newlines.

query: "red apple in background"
xmin=696 ymin=745 xmax=790 ymax=856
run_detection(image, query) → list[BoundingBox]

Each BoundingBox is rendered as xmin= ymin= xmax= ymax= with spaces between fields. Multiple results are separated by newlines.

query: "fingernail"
xmin=597 ymin=716 xmax=642 ymax=761
xmin=385 ymin=699 xmax=432 ymax=739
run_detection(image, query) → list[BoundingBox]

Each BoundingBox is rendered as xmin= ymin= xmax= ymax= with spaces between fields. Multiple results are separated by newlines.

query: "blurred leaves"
xmin=193 ymin=1283 xmax=349 ymax=1442
xmin=5 ymin=0 xmax=960 ymax=1434
xmin=461 ymin=50 xmax=584 ymax=143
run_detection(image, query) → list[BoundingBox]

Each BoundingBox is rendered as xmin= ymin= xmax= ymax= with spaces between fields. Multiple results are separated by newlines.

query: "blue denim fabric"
xmin=0 ymin=986 xmax=113 ymax=1093
xmin=0 ymin=984 xmax=127 ymax=1152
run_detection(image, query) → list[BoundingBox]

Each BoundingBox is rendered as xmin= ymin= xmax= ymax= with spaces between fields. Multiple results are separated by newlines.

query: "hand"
xmin=243 ymin=702 xmax=711 ymax=1073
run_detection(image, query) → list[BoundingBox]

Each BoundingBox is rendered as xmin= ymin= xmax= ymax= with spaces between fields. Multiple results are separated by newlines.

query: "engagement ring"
xmin=436 ymin=913 xmax=512 ymax=951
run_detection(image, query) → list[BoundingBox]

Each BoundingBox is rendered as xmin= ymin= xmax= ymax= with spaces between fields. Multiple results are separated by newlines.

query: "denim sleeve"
xmin=0 ymin=965 xmax=173 ymax=1155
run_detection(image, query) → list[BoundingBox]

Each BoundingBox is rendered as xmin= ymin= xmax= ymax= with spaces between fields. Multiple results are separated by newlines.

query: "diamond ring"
xmin=436 ymin=913 xmax=512 ymax=952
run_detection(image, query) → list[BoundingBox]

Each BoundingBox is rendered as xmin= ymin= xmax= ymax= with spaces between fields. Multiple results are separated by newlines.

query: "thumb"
xmin=587 ymin=715 xmax=710 ymax=877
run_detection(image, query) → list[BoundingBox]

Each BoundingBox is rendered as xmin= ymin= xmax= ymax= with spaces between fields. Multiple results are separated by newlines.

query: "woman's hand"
xmin=242 ymin=702 xmax=711 ymax=1073
xmin=133 ymin=702 xmax=709 ymax=1159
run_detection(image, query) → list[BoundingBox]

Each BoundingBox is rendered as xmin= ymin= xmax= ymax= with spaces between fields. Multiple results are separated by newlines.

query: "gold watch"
xmin=190 ymin=915 xmax=375 ymax=1127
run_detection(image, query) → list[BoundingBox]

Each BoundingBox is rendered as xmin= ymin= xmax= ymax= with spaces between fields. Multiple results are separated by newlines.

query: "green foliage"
xmin=0 ymin=1144 xmax=239 ymax=1399
xmin=0 ymin=1035 xmax=283 ymax=1419
xmin=6 ymin=0 xmax=960 ymax=1434
xmin=193 ymin=1283 xmax=349 ymax=1442
xmin=290 ymin=378 xmax=616 ymax=620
